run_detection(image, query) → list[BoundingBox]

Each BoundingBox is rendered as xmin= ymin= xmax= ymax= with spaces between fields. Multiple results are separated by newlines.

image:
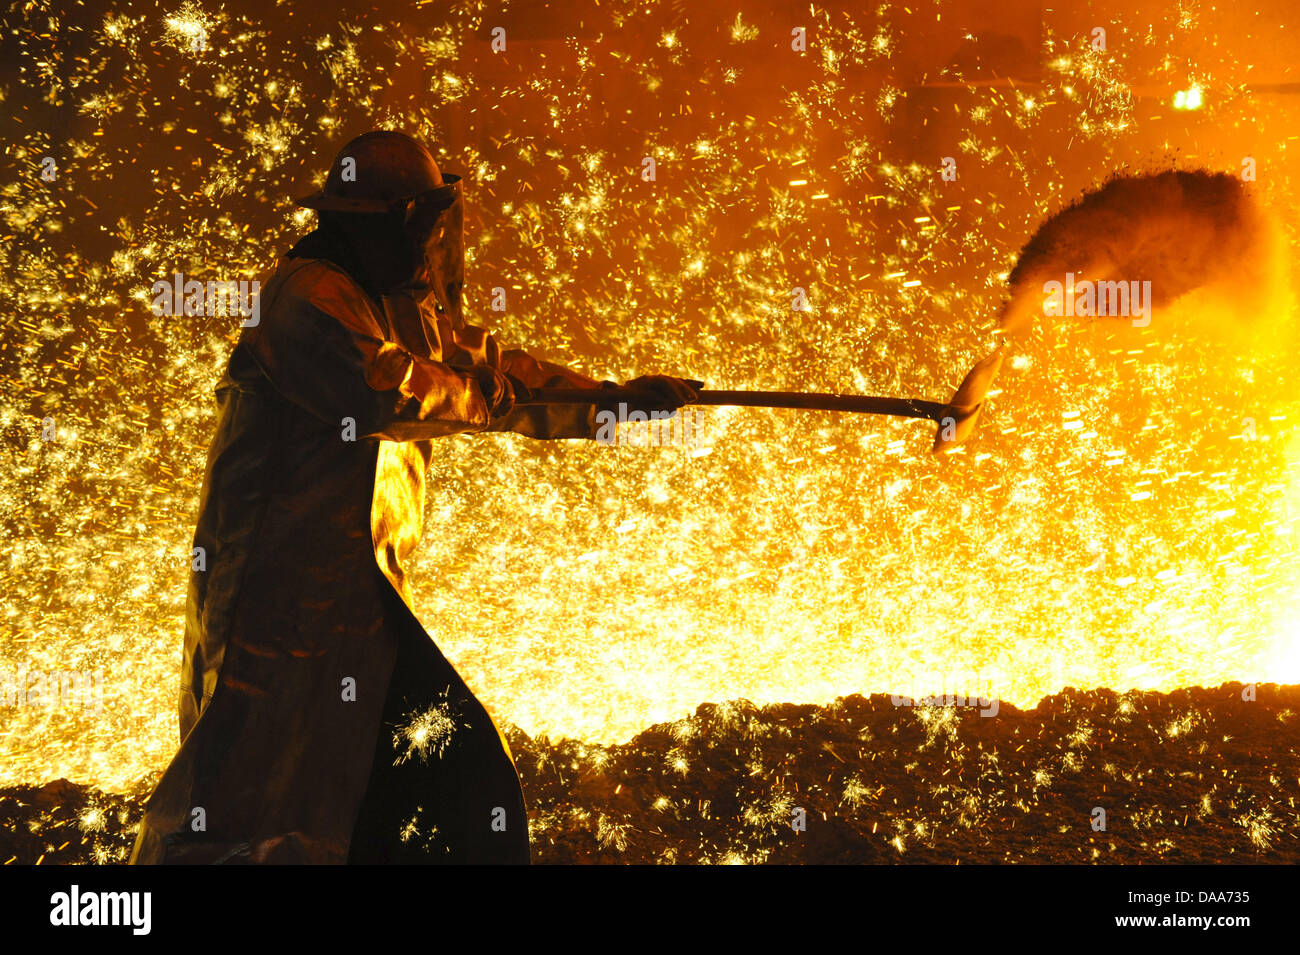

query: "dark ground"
xmin=3 ymin=683 xmax=1297 ymax=864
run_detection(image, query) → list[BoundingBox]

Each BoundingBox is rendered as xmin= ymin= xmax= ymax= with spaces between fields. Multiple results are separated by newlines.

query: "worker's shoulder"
xmin=265 ymin=257 xmax=384 ymax=338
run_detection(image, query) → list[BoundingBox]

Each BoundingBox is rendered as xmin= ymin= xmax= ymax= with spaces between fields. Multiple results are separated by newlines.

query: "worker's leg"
xmin=346 ymin=611 xmax=530 ymax=864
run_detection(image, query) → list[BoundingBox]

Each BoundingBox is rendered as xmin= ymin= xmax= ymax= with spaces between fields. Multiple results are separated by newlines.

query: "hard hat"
xmin=295 ymin=130 xmax=454 ymax=211
xmin=295 ymin=130 xmax=466 ymax=329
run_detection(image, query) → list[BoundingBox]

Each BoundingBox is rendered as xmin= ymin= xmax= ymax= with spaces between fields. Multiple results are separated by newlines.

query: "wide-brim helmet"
xmin=295 ymin=130 xmax=465 ymax=329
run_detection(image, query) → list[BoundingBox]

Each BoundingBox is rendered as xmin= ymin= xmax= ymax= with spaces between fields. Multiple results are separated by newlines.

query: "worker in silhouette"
xmin=130 ymin=130 xmax=697 ymax=864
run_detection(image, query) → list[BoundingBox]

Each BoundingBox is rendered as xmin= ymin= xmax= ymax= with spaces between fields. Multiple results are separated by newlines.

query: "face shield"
xmin=296 ymin=166 xmax=466 ymax=346
xmin=398 ymin=173 xmax=465 ymax=330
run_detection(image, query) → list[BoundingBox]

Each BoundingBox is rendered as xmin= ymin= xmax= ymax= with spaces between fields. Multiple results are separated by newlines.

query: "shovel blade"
xmin=932 ymin=343 xmax=1005 ymax=454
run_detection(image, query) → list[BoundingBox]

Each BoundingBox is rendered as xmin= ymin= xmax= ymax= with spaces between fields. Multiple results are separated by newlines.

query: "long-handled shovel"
xmin=517 ymin=343 xmax=1004 ymax=454
xmin=515 ymin=171 xmax=1264 ymax=456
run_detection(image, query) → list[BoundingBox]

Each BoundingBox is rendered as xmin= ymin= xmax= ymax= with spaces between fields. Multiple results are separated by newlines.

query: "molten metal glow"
xmin=1 ymin=1 xmax=1297 ymax=793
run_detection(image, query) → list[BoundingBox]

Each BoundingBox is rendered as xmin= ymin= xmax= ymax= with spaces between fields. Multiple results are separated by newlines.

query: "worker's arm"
xmin=477 ymin=349 xmax=703 ymax=440
xmin=241 ymin=291 xmax=493 ymax=442
xmin=482 ymin=348 xmax=610 ymax=440
xmin=422 ymin=314 xmax=601 ymax=439
xmin=440 ymin=319 xmax=700 ymax=440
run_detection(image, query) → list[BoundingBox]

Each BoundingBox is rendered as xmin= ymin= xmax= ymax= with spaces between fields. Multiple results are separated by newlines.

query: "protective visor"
xmin=295 ymin=175 xmax=465 ymax=330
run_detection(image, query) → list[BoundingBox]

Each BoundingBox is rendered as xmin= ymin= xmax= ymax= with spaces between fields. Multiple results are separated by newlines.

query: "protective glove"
xmin=621 ymin=375 xmax=704 ymax=412
xmin=470 ymin=364 xmax=525 ymax=418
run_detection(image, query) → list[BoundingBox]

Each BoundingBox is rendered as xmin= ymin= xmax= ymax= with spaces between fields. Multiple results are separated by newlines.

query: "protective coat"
xmin=130 ymin=248 xmax=603 ymax=864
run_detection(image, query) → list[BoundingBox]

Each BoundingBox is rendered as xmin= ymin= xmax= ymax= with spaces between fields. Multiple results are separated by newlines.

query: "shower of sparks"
xmin=398 ymin=808 xmax=440 ymax=851
xmin=162 ymin=4 xmax=215 ymax=53
xmin=1238 ymin=809 xmax=1277 ymax=850
xmin=1 ymin=0 xmax=1298 ymax=795
xmin=394 ymin=702 xmax=460 ymax=765
xmin=595 ymin=813 xmax=631 ymax=851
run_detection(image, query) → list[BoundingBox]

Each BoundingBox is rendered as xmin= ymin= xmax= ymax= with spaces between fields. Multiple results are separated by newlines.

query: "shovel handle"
xmin=517 ymin=387 xmax=946 ymax=421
